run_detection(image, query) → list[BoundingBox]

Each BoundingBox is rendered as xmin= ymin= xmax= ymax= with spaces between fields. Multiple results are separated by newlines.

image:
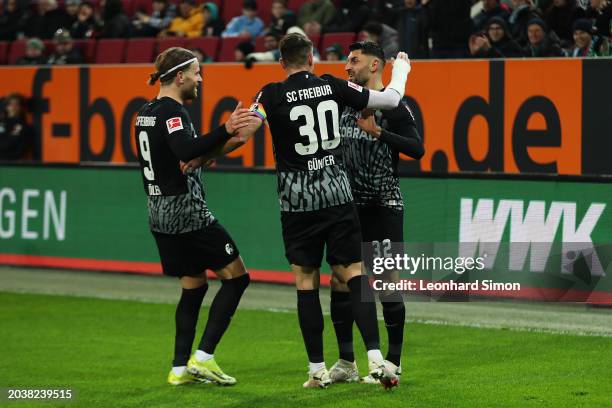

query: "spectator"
xmin=132 ymin=0 xmax=176 ymax=37
xmin=370 ymin=0 xmax=405 ymax=27
xmin=423 ymin=0 xmax=472 ymax=58
xmin=321 ymin=0 xmax=369 ymax=34
xmin=544 ymin=0 xmax=585 ymax=47
xmin=16 ymin=38 xmax=47 ymax=65
xmin=395 ymin=0 xmax=428 ymax=59
xmin=324 ymin=43 xmax=345 ymax=60
xmin=65 ymin=0 xmax=81 ymax=26
xmin=266 ymin=0 xmax=297 ymax=36
xmin=523 ymin=17 xmax=566 ymax=56
xmin=98 ymin=0 xmax=131 ymax=38
xmin=0 ymin=94 xmax=34 ymax=161
xmin=508 ymin=0 xmax=543 ymax=46
xmin=298 ymin=0 xmax=336 ymax=36
xmin=47 ymin=28 xmax=84 ymax=64
xmin=0 ymin=0 xmax=28 ymax=41
xmin=262 ymin=32 xmax=280 ymax=51
xmin=473 ymin=0 xmax=511 ymax=33
xmin=569 ymin=18 xmax=610 ymax=56
xmin=234 ymin=40 xmax=255 ymax=62
xmin=362 ymin=21 xmax=400 ymax=59
xmin=586 ymin=0 xmax=611 ymax=38
xmin=71 ymin=1 xmax=99 ymax=39
xmin=160 ymin=0 xmax=203 ymax=38
xmin=202 ymin=2 xmax=224 ymax=37
xmin=190 ymin=48 xmax=213 ymax=63
xmin=24 ymin=0 xmax=72 ymax=39
xmin=245 ymin=33 xmax=281 ymax=64
xmin=469 ymin=16 xmax=524 ymax=57
xmin=222 ymin=0 xmax=264 ymax=39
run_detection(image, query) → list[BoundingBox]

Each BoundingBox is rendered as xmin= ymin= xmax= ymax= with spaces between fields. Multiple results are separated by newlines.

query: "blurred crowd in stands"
xmin=0 ymin=0 xmax=609 ymax=66
xmin=1 ymin=0 xmax=611 ymax=160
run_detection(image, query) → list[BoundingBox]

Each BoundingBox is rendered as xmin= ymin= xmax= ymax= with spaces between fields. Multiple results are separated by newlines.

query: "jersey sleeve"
xmin=380 ymin=102 xmax=424 ymax=159
xmin=321 ymin=74 xmax=370 ymax=111
xmin=161 ymin=108 xmax=231 ymax=162
xmin=251 ymin=84 xmax=273 ymax=122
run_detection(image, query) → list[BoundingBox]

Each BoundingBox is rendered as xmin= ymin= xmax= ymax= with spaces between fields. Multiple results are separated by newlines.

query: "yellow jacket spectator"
xmin=161 ymin=0 xmax=203 ymax=38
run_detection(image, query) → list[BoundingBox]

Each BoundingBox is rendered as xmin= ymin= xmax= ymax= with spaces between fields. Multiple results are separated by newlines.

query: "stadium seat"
xmin=222 ymin=1 xmax=243 ymax=26
xmin=320 ymin=32 xmax=356 ymax=57
xmin=8 ymin=40 xmax=27 ymax=65
xmin=187 ymin=37 xmax=220 ymax=61
xmin=287 ymin=0 xmax=308 ymax=13
xmin=42 ymin=40 xmax=54 ymax=56
xmin=157 ymin=37 xmax=188 ymax=54
xmin=125 ymin=38 xmax=156 ymax=63
xmin=309 ymin=34 xmax=320 ymax=51
xmin=95 ymin=39 xmax=126 ymax=64
xmin=257 ymin=0 xmax=275 ymax=25
xmin=254 ymin=36 xmax=267 ymax=52
xmin=132 ymin=0 xmax=152 ymax=15
xmin=74 ymin=39 xmax=96 ymax=63
xmin=0 ymin=41 xmax=8 ymax=64
xmin=217 ymin=37 xmax=245 ymax=62
xmin=121 ymin=0 xmax=134 ymax=18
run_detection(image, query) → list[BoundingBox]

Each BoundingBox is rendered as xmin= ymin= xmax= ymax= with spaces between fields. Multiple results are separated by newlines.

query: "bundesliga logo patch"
xmin=347 ymin=81 xmax=363 ymax=92
xmin=166 ymin=117 xmax=183 ymax=134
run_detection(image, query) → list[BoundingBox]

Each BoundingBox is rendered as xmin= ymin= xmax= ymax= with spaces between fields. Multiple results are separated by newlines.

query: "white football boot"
xmin=303 ymin=366 xmax=332 ymax=389
xmin=366 ymin=359 xmax=399 ymax=389
xmin=329 ymin=359 xmax=359 ymax=383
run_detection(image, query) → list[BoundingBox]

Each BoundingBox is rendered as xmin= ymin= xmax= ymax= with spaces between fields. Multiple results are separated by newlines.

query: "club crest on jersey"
xmin=166 ymin=117 xmax=183 ymax=134
xmin=347 ymin=81 xmax=363 ymax=92
xmin=225 ymin=243 xmax=234 ymax=255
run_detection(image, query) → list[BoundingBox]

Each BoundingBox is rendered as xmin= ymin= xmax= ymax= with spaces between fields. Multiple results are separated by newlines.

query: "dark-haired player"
xmin=135 ymin=47 xmax=261 ymax=386
xmin=328 ymin=41 xmax=424 ymax=385
xmin=233 ymin=33 xmax=411 ymax=388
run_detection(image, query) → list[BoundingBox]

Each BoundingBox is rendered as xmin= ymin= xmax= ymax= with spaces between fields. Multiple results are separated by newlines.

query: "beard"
xmin=351 ymin=72 xmax=368 ymax=86
xmin=181 ymin=84 xmax=199 ymax=101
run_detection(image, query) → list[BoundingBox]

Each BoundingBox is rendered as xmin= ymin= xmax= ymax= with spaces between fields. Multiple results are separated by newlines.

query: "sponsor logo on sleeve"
xmin=347 ymin=81 xmax=363 ymax=92
xmin=166 ymin=117 xmax=184 ymax=134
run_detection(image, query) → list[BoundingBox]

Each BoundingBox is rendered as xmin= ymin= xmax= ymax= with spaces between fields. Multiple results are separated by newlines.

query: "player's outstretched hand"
xmin=225 ymin=102 xmax=257 ymax=134
xmin=392 ymin=52 xmax=411 ymax=76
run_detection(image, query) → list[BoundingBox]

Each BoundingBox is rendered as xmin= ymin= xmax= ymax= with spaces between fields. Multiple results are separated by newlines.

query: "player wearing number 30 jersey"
xmin=134 ymin=47 xmax=260 ymax=387
xmin=244 ymin=33 xmax=412 ymax=389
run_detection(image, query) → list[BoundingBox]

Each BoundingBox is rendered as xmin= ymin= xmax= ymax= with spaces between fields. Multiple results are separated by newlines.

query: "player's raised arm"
xmin=365 ymin=52 xmax=411 ymax=110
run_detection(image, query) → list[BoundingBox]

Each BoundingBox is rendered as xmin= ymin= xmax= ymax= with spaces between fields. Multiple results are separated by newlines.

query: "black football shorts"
xmin=281 ymin=202 xmax=362 ymax=268
xmin=357 ymin=205 xmax=404 ymax=243
xmin=152 ymin=220 xmax=240 ymax=277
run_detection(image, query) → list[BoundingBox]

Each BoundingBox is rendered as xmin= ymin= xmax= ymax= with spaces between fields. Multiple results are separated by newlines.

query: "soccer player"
xmin=242 ymin=33 xmax=412 ymax=388
xmin=134 ymin=47 xmax=260 ymax=386
xmin=328 ymin=41 xmax=424 ymax=385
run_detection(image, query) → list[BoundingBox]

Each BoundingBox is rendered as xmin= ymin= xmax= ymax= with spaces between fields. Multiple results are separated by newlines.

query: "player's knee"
xmin=180 ymin=275 xmax=208 ymax=289
xmin=235 ymin=272 xmax=250 ymax=292
xmin=330 ymin=276 xmax=348 ymax=291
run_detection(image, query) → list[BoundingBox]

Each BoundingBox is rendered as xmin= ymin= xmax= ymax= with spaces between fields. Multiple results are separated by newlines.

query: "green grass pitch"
xmin=2 ymin=291 xmax=612 ymax=408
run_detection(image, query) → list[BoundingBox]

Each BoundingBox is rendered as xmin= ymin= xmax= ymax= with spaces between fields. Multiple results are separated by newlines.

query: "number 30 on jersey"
xmin=290 ymin=100 xmax=340 ymax=155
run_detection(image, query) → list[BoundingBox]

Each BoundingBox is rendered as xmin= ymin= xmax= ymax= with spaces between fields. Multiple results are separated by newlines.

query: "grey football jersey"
xmin=135 ymin=97 xmax=215 ymax=234
xmin=340 ymin=102 xmax=417 ymax=210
